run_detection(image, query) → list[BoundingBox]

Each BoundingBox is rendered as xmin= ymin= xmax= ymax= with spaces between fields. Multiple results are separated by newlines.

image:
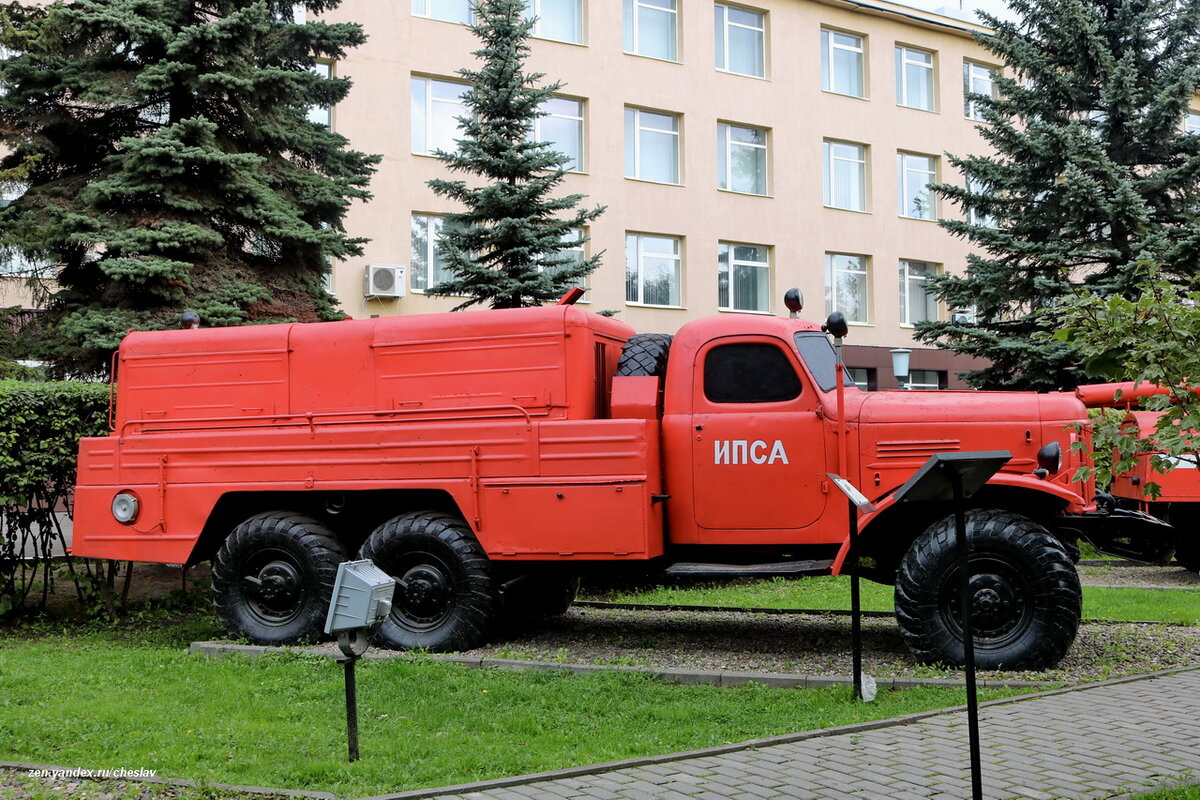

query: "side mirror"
xmin=823 ymin=311 xmax=849 ymax=339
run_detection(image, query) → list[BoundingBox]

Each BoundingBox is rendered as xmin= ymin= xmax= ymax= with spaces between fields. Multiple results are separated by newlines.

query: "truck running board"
xmin=664 ymin=559 xmax=836 ymax=578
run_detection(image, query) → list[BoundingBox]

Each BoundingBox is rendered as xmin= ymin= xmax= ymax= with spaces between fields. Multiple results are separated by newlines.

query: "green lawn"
xmin=0 ymin=620 xmax=1026 ymax=798
xmin=582 ymin=575 xmax=1200 ymax=625
xmin=1134 ymin=784 xmax=1200 ymax=799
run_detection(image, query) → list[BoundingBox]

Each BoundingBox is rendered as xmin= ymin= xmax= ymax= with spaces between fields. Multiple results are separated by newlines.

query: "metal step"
xmin=664 ymin=559 xmax=836 ymax=578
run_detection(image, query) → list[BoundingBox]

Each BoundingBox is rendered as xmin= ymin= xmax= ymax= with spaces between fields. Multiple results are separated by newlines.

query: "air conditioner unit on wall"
xmin=365 ymin=264 xmax=406 ymax=299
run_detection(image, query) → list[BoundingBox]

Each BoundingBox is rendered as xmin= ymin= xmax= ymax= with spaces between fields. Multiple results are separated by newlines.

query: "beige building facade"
xmin=319 ymin=0 xmax=999 ymax=389
xmin=0 ymin=0 xmax=1001 ymax=387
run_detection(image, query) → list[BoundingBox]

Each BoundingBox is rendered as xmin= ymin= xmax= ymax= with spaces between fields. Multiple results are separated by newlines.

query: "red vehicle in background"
xmin=71 ymin=293 xmax=1171 ymax=669
xmin=1076 ymin=383 xmax=1200 ymax=573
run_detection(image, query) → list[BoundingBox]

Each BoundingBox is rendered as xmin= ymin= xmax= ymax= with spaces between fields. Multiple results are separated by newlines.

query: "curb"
xmin=188 ymin=641 xmax=1057 ymax=690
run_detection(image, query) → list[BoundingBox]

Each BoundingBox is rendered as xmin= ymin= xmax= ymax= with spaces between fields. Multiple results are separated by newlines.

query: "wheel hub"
xmin=401 ymin=565 xmax=450 ymax=618
xmin=256 ymin=562 xmax=301 ymax=605
xmin=967 ymin=572 xmax=1022 ymax=638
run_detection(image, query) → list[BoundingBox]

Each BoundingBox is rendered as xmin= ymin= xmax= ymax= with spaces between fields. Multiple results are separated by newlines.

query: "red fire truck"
xmin=1076 ymin=383 xmax=1200 ymax=573
xmin=71 ymin=296 xmax=1170 ymax=669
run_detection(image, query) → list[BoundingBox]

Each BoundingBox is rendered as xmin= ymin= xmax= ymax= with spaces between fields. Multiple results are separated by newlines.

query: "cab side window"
xmin=703 ymin=343 xmax=802 ymax=404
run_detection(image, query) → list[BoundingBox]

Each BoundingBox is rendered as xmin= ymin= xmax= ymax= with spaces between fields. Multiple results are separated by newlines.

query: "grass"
xmin=582 ymin=575 xmax=1200 ymax=625
xmin=0 ymin=609 xmax=1030 ymax=798
xmin=1134 ymin=784 xmax=1200 ymax=799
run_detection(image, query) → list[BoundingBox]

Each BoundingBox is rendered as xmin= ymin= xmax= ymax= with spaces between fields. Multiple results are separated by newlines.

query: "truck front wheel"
xmin=360 ymin=511 xmax=497 ymax=652
xmin=894 ymin=509 xmax=1081 ymax=670
xmin=212 ymin=512 xmax=346 ymax=645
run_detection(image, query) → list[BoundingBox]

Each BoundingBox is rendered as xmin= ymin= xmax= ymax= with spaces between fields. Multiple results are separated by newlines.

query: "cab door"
xmin=691 ymin=337 xmax=829 ymax=531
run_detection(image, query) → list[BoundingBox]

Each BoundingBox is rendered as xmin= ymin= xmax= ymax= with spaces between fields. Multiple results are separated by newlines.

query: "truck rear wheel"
xmin=616 ymin=334 xmax=673 ymax=378
xmin=360 ymin=511 xmax=497 ymax=652
xmin=894 ymin=509 xmax=1081 ymax=670
xmin=1175 ymin=534 xmax=1200 ymax=573
xmin=212 ymin=512 xmax=345 ymax=645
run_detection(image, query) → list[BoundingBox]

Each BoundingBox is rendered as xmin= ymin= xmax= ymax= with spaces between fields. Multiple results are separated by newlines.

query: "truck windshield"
xmin=794 ymin=332 xmax=845 ymax=392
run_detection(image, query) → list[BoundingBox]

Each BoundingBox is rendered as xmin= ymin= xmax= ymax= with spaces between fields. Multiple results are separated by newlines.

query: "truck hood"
xmin=851 ymin=389 xmax=1085 ymax=426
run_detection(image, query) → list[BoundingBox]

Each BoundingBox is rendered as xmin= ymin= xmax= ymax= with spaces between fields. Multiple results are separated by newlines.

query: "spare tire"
xmin=616 ymin=334 xmax=673 ymax=378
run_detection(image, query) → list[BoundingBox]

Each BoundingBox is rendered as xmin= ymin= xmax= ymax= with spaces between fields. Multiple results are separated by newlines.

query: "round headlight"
xmin=111 ymin=492 xmax=139 ymax=524
xmin=1036 ymin=441 xmax=1063 ymax=475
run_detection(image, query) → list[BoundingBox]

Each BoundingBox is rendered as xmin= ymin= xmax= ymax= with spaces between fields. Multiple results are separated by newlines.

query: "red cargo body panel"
xmin=73 ymin=307 xmax=655 ymax=564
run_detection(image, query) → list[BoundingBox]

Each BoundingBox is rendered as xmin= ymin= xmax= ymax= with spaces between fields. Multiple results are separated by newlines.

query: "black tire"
xmin=894 ymin=508 xmax=1082 ymax=670
xmin=1175 ymin=533 xmax=1200 ymax=574
xmin=212 ymin=512 xmax=345 ymax=645
xmin=502 ymin=574 xmax=580 ymax=619
xmin=360 ymin=511 xmax=497 ymax=652
xmin=616 ymin=334 xmax=673 ymax=378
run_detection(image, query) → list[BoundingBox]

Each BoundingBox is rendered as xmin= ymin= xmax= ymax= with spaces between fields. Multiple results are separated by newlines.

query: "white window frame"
xmin=0 ymin=186 xmax=52 ymax=278
xmin=714 ymin=3 xmax=766 ymax=79
xmin=625 ymin=232 xmax=683 ymax=307
xmin=897 ymin=152 xmax=937 ymax=220
xmin=895 ymin=45 xmax=935 ymax=111
xmin=537 ymin=228 xmax=588 ymax=294
xmin=410 ymin=213 xmax=456 ymax=293
xmin=307 ymin=60 xmax=333 ymax=128
xmin=625 ymin=107 xmax=680 ymax=185
xmin=824 ymin=252 xmax=870 ymax=324
xmin=534 ymin=96 xmax=585 ymax=173
xmin=411 ymin=76 xmax=470 ymax=156
xmin=966 ymin=176 xmax=997 ymax=228
xmin=964 ymin=60 xmax=998 ymax=121
xmin=526 ymin=0 xmax=584 ymax=44
xmin=823 ymin=139 xmax=867 ymax=212
xmin=898 ymin=259 xmax=940 ymax=327
xmin=1187 ymin=111 xmax=1200 ymax=134
xmin=821 ymin=28 xmax=865 ymax=98
xmin=907 ymin=369 xmax=943 ymax=391
xmin=412 ymin=0 xmax=474 ymax=24
xmin=624 ymin=0 xmax=678 ymax=62
xmin=717 ymin=122 xmax=768 ymax=195
xmin=718 ymin=242 xmax=771 ymax=313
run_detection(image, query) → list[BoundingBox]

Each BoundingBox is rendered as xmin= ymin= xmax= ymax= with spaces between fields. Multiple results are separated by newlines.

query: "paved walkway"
xmin=374 ymin=668 xmax=1200 ymax=800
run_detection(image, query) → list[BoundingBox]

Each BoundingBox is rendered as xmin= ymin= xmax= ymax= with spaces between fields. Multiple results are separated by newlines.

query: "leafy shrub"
xmin=0 ymin=379 xmax=109 ymax=615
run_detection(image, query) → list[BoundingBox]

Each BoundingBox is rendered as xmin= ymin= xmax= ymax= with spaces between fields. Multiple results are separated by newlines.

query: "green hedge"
xmin=0 ymin=380 xmax=110 ymax=615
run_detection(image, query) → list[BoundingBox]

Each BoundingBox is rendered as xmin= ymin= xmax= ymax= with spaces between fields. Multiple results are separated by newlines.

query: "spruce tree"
xmin=427 ymin=0 xmax=604 ymax=309
xmin=0 ymin=0 xmax=379 ymax=375
xmin=917 ymin=0 xmax=1200 ymax=391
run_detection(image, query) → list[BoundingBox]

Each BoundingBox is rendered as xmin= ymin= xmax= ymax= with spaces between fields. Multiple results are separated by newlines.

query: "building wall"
xmin=320 ymin=0 xmax=1000 ymax=387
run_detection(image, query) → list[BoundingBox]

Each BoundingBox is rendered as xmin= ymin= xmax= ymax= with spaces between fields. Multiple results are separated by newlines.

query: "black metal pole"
xmin=343 ymin=656 xmax=360 ymax=762
xmin=848 ymin=496 xmax=863 ymax=701
xmin=950 ymin=468 xmax=983 ymax=800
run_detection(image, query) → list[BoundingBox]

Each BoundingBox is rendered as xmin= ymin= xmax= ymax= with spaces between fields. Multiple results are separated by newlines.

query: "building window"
xmin=411 ymin=76 xmax=470 ymax=155
xmin=412 ymin=0 xmax=473 ymax=24
xmin=714 ymin=4 xmax=765 ymax=78
xmin=717 ymin=122 xmax=767 ymax=195
xmin=963 ymin=60 xmax=998 ymax=120
xmin=307 ymin=61 xmax=333 ymax=128
xmin=718 ymin=242 xmax=770 ymax=313
xmin=899 ymin=260 xmax=939 ymax=326
xmin=821 ymin=28 xmax=865 ymax=98
xmin=907 ymin=369 xmax=945 ymax=391
xmin=625 ymin=107 xmax=680 ymax=184
xmin=536 ymin=96 xmax=584 ymax=172
xmin=895 ymin=45 xmax=934 ymax=111
xmin=626 ymin=233 xmax=682 ymax=306
xmin=526 ymin=0 xmax=584 ymax=44
xmin=1187 ymin=111 xmax=1200 ymax=134
xmin=0 ymin=186 xmax=49 ymax=277
xmin=966 ymin=177 xmax=997 ymax=228
xmin=847 ymin=367 xmax=876 ymax=391
xmin=824 ymin=252 xmax=869 ymax=323
xmin=823 ymin=140 xmax=866 ymax=211
xmin=411 ymin=214 xmax=456 ymax=292
xmin=537 ymin=229 xmax=588 ymax=290
xmin=898 ymin=152 xmax=937 ymax=219
xmin=624 ymin=0 xmax=677 ymax=61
